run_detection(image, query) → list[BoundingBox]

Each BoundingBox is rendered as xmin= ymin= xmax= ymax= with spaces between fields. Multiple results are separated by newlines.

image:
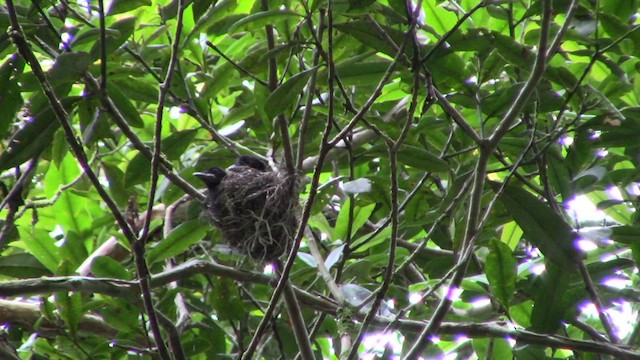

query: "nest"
xmin=206 ymin=166 xmax=299 ymax=262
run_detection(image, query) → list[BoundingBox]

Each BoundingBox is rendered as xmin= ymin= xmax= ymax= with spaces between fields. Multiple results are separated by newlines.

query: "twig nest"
xmin=200 ymin=164 xmax=299 ymax=262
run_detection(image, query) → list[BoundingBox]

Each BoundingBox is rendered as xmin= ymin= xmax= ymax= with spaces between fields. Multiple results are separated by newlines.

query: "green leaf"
xmin=102 ymin=162 xmax=129 ymax=206
xmin=227 ymin=9 xmax=302 ymax=34
xmin=108 ymin=83 xmax=144 ymax=128
xmin=332 ymin=200 xmax=376 ymax=242
xmin=210 ymin=277 xmax=245 ymax=321
xmin=18 ymin=228 xmax=59 ymax=273
xmin=0 ymin=253 xmax=51 ymax=278
xmin=608 ymin=225 xmax=640 ymax=244
xmin=485 ymin=239 xmax=517 ymax=310
xmin=47 ymin=51 xmax=91 ymax=84
xmin=588 ymin=190 xmax=633 ymax=224
xmin=111 ymin=77 xmax=159 ymax=104
xmin=55 ymin=291 xmax=83 ymax=336
xmin=397 ymin=145 xmax=450 ymax=172
xmin=0 ymin=96 xmax=81 ymax=171
xmin=45 ymin=153 xmax=98 ymax=237
xmin=109 ymin=0 xmax=151 ymax=15
xmin=546 ymin=146 xmax=571 ymax=201
xmin=59 ymin=231 xmax=89 ymax=269
xmin=492 ymin=181 xmax=578 ymax=272
xmin=146 ymin=220 xmax=208 ymax=265
xmin=0 ymin=55 xmax=24 ymax=138
xmin=335 ymin=21 xmax=399 ymax=59
xmin=264 ymin=66 xmax=318 ymax=119
xmin=124 ymin=129 xmax=198 ymax=186
xmin=499 ymin=221 xmax=523 ymax=250
xmin=89 ymin=256 xmax=132 ymax=280
xmin=530 ymin=262 xmax=569 ymax=333
xmin=91 ymin=17 xmax=136 ymax=59
xmin=351 ymin=227 xmax=392 ymax=253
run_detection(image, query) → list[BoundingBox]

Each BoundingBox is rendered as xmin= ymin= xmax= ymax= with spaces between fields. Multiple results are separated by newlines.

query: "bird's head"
xmin=235 ymin=155 xmax=267 ymax=171
xmin=194 ymin=167 xmax=227 ymax=191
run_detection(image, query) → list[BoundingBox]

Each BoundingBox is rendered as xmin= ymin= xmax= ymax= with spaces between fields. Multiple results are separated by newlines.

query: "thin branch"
xmin=1 ymin=264 xmax=639 ymax=359
xmin=577 ymin=260 xmax=619 ymax=343
xmin=205 ymin=41 xmax=269 ymax=88
xmin=296 ymin=10 xmax=324 ymax=170
xmin=97 ymin=0 xmax=107 ymax=90
xmin=404 ymin=1 xmax=555 ymax=356
xmin=241 ymin=2 xmax=340 ymax=358
xmin=262 ymin=0 xmax=295 ymax=176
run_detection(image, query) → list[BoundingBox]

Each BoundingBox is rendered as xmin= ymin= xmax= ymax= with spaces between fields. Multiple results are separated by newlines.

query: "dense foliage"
xmin=1 ymin=0 xmax=640 ymax=358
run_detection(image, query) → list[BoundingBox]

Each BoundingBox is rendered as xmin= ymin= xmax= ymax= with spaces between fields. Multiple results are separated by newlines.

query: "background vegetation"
xmin=1 ymin=0 xmax=640 ymax=358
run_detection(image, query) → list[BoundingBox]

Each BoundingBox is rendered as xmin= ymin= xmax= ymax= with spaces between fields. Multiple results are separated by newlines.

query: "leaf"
xmin=47 ymin=51 xmax=91 ymax=84
xmin=530 ymin=262 xmax=569 ymax=333
xmin=90 ymin=17 xmax=136 ymax=59
xmin=608 ymin=225 xmax=640 ymax=244
xmin=59 ymin=231 xmax=89 ymax=269
xmin=351 ymin=227 xmax=392 ymax=253
xmin=146 ymin=220 xmax=208 ymax=265
xmin=108 ymin=83 xmax=144 ymax=128
xmin=324 ymin=60 xmax=395 ymax=87
xmin=499 ymin=221 xmax=523 ymax=250
xmin=18 ymin=228 xmax=59 ymax=273
xmin=124 ymin=129 xmax=198 ymax=186
xmin=335 ymin=21 xmax=400 ymax=59
xmin=325 ymin=244 xmax=345 ymax=270
xmin=297 ymin=252 xmax=317 ymax=267
xmin=55 ymin=291 xmax=83 ymax=336
xmin=89 ymin=256 xmax=132 ymax=280
xmin=0 ymin=253 xmax=50 ymax=278
xmin=397 ymin=145 xmax=450 ymax=172
xmin=210 ymin=277 xmax=245 ymax=321
xmin=333 ymin=200 xmax=376 ymax=242
xmin=0 ymin=55 xmax=24 ymax=138
xmin=491 ymin=181 xmax=578 ymax=272
xmin=546 ymin=146 xmax=571 ymax=200
xmin=0 ymin=96 xmax=81 ymax=171
xmin=264 ymin=66 xmax=318 ymax=119
xmin=485 ymin=239 xmax=517 ymax=310
xmin=111 ymin=77 xmax=159 ymax=104
xmin=109 ymin=0 xmax=151 ymax=15
xmin=341 ymin=178 xmax=372 ymax=194
xmin=571 ymin=165 xmax=606 ymax=193
xmin=45 ymin=153 xmax=97 ymax=236
xmin=227 ymin=9 xmax=302 ymax=34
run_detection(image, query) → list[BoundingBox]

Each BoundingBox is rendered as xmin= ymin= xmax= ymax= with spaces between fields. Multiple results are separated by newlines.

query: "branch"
xmin=1 ymin=263 xmax=639 ymax=359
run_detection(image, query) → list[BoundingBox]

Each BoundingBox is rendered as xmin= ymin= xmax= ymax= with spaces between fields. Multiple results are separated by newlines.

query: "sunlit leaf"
xmin=146 ymin=220 xmax=208 ymax=265
xmin=264 ymin=66 xmax=318 ymax=119
xmin=486 ymin=239 xmax=517 ymax=310
xmin=492 ymin=181 xmax=578 ymax=272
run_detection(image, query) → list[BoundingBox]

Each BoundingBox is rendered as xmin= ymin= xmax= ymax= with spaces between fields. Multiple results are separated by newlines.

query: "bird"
xmin=194 ymin=167 xmax=227 ymax=227
xmin=234 ymin=155 xmax=267 ymax=171
xmin=193 ymin=167 xmax=227 ymax=192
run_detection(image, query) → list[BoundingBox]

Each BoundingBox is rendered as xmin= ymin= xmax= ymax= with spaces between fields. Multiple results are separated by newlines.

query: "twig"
xmin=577 ymin=260 xmax=619 ymax=343
xmin=240 ymin=2 xmax=341 ymax=358
xmin=296 ymin=10 xmax=324 ymax=170
xmin=261 ymin=0 xmax=295 ymax=176
xmin=97 ymin=0 xmax=107 ymax=90
xmin=1 ymin=264 xmax=639 ymax=359
xmin=205 ymin=41 xmax=269 ymax=87
xmin=6 ymin=3 xmax=172 ymax=358
xmin=403 ymin=0 xmax=555 ymax=357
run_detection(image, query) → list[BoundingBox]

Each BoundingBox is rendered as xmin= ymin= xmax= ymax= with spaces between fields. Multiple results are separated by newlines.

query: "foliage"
xmin=1 ymin=0 xmax=640 ymax=358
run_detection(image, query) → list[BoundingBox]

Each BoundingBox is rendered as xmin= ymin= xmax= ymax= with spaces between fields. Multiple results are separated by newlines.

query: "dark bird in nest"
xmin=234 ymin=155 xmax=267 ymax=171
xmin=193 ymin=167 xmax=227 ymax=198
xmin=195 ymin=157 xmax=298 ymax=262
